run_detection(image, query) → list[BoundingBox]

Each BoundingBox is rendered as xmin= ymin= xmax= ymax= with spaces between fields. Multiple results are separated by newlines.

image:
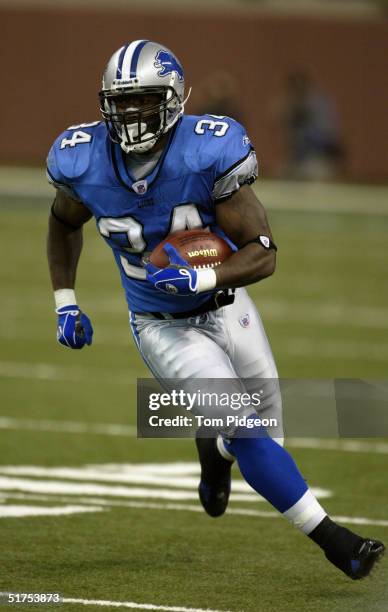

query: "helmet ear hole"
xmin=167 ymin=98 xmax=178 ymax=112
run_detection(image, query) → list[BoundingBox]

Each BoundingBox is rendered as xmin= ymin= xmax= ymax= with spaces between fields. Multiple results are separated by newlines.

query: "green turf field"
xmin=0 ymin=175 xmax=387 ymax=612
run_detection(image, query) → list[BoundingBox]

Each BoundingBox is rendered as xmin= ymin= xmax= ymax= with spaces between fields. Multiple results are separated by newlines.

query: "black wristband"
xmin=243 ymin=235 xmax=278 ymax=252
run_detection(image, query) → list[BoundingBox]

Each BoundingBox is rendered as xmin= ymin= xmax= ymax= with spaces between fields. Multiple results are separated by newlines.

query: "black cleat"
xmin=195 ymin=427 xmax=233 ymax=517
xmin=326 ymin=537 xmax=385 ymax=580
xmin=310 ymin=516 xmax=385 ymax=579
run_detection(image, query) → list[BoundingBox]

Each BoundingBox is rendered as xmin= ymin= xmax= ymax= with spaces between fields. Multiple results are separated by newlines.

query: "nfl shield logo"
xmin=132 ymin=180 xmax=148 ymax=195
xmin=259 ymin=235 xmax=270 ymax=249
xmin=239 ymin=314 xmax=250 ymax=328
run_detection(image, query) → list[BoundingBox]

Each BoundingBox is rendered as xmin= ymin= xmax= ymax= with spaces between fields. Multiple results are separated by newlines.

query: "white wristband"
xmin=54 ymin=288 xmax=77 ymax=309
xmin=196 ymin=268 xmax=217 ymax=293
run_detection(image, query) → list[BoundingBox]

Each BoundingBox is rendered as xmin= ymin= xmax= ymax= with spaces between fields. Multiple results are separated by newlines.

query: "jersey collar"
xmin=110 ymin=119 xmax=181 ymax=193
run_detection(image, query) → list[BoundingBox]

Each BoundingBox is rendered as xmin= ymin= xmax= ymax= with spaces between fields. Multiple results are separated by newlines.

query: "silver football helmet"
xmin=99 ymin=40 xmax=190 ymax=153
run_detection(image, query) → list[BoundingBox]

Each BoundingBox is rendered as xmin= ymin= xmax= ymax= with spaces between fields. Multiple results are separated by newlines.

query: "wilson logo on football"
xmin=187 ymin=248 xmax=218 ymax=258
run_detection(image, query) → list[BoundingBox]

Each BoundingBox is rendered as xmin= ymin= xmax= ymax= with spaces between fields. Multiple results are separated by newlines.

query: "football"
xmin=149 ymin=229 xmax=233 ymax=269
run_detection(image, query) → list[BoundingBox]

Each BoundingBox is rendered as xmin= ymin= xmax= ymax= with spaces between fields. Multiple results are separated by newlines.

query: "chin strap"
xmin=179 ymin=87 xmax=192 ymax=113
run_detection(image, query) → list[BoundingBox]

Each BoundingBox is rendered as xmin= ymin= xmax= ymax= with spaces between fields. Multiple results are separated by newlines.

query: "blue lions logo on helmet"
xmin=154 ymin=50 xmax=184 ymax=81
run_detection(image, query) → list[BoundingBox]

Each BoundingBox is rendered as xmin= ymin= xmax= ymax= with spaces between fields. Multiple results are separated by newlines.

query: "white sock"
xmin=283 ymin=490 xmax=327 ymax=534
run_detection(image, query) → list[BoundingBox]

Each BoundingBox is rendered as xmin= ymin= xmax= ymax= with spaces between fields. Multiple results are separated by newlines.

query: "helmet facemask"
xmin=99 ymin=87 xmax=182 ymax=154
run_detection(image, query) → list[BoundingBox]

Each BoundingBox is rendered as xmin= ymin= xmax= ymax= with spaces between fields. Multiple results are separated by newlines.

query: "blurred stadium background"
xmin=0 ymin=1 xmax=387 ymax=611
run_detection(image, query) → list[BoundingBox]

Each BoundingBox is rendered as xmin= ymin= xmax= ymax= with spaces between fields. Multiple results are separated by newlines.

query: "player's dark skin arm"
xmin=47 ymin=189 xmax=92 ymax=291
xmin=215 ymin=184 xmax=276 ymax=288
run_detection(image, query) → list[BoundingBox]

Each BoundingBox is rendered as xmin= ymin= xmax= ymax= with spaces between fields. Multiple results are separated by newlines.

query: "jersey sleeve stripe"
xmin=214 ymin=147 xmax=255 ymax=185
xmin=212 ymin=150 xmax=258 ymax=202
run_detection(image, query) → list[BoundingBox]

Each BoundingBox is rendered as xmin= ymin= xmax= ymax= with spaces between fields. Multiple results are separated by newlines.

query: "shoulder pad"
xmin=47 ymin=121 xmax=103 ymax=183
xmin=182 ymin=115 xmax=252 ymax=174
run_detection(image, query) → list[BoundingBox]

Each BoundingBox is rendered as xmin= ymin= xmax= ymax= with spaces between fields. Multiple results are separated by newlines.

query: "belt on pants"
xmin=134 ymin=289 xmax=235 ymax=320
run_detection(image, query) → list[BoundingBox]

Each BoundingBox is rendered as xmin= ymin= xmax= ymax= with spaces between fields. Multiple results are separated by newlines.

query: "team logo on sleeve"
xmin=259 ymin=236 xmax=270 ymax=249
xmin=239 ymin=314 xmax=250 ymax=328
xmin=154 ymin=50 xmax=184 ymax=81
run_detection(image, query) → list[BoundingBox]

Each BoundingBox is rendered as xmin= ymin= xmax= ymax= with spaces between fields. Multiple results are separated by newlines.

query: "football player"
xmin=47 ymin=40 xmax=384 ymax=579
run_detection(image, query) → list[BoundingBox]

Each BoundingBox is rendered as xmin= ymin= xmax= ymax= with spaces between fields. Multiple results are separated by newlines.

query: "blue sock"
xmin=229 ymin=424 xmax=308 ymax=513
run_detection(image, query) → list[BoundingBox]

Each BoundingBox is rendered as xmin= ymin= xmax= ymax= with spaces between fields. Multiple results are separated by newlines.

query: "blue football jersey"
xmin=47 ymin=115 xmax=258 ymax=313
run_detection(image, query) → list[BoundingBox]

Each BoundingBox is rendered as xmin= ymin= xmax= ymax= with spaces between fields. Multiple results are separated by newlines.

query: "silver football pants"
xmin=130 ymin=287 xmax=283 ymax=440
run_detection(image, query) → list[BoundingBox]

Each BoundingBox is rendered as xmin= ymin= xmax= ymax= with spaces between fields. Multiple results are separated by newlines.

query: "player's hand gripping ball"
xmin=145 ymin=230 xmax=232 ymax=296
xmin=56 ymin=305 xmax=94 ymax=349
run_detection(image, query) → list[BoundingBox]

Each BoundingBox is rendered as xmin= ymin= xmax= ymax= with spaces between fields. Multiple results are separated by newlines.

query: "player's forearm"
xmin=215 ymin=243 xmax=276 ymax=289
xmin=47 ymin=214 xmax=83 ymax=291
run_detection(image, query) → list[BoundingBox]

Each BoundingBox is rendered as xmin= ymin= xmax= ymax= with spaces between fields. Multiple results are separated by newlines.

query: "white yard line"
xmin=0 ymin=361 xmax=69 ymax=381
xmin=287 ymin=437 xmax=388 ymax=454
xmin=0 ymin=465 xmax=331 ymax=499
xmin=258 ymin=300 xmax=388 ymax=331
xmin=0 ymin=465 xmax=221 ymax=490
xmin=0 ymin=592 xmax=230 ymax=612
xmin=0 ymin=504 xmax=103 ymax=518
xmin=1 ymin=491 xmax=388 ymax=528
xmin=62 ymin=597 xmax=232 ymax=612
xmin=0 ymin=475 xmax=277 ymax=503
xmin=0 ymin=416 xmax=136 ymax=437
xmin=278 ymin=338 xmax=388 ymax=361
xmin=331 ymin=515 xmax=388 ymax=528
xmin=2 ymin=298 xmax=388 ymax=334
xmin=0 ymin=361 xmax=137 ymax=384
xmin=1 ymin=416 xmax=388 ymax=455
